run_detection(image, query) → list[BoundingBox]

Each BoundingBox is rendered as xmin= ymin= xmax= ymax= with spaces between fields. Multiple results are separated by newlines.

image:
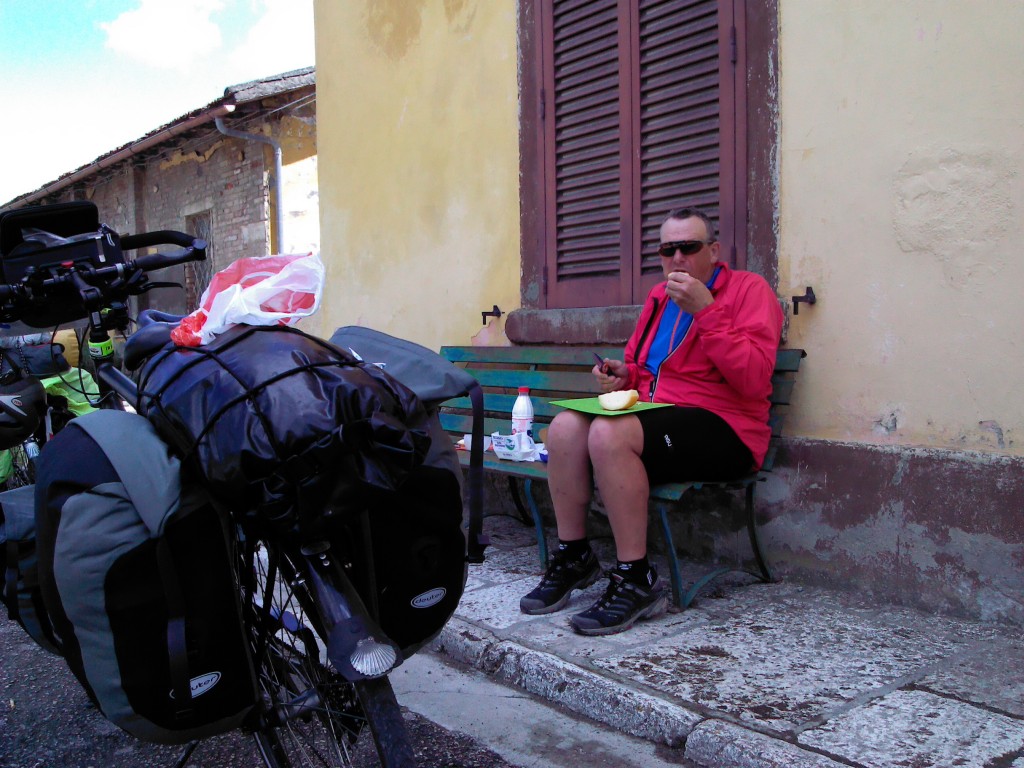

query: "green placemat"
xmin=549 ymin=397 xmax=673 ymax=417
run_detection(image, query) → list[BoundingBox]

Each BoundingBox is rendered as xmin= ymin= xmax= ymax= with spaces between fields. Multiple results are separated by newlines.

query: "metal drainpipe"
xmin=215 ymin=117 xmax=285 ymax=254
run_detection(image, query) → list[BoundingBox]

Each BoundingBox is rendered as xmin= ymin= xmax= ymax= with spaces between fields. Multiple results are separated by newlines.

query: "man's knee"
xmin=547 ymin=410 xmax=591 ymax=449
xmin=587 ymin=416 xmax=643 ymax=463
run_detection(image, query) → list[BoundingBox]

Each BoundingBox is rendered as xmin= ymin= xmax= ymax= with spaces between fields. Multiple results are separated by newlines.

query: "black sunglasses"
xmin=658 ymin=240 xmax=713 ymax=258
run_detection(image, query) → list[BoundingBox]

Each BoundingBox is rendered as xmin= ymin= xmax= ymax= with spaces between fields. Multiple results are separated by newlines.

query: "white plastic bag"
xmin=171 ymin=252 xmax=324 ymax=347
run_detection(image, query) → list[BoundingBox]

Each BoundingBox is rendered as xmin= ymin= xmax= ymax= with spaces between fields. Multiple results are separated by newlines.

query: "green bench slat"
xmin=453 ymin=448 xmax=551 ymax=480
xmin=770 ymin=377 xmax=795 ymax=405
xmin=440 ymin=413 xmax=521 ymax=438
xmin=442 ymin=394 xmax=566 ymax=421
xmin=461 ymin=368 xmax=602 ymax=393
xmin=443 ymin=345 xmax=804 ymax=373
xmin=775 ymin=348 xmax=805 ymax=372
xmin=441 ymin=346 xmax=620 ymax=366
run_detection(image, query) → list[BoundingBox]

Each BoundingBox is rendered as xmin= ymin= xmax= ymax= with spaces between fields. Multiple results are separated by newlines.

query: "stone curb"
xmin=684 ymin=720 xmax=850 ymax=768
xmin=432 ymin=617 xmax=842 ymax=766
xmin=433 ymin=618 xmax=696 ymax=746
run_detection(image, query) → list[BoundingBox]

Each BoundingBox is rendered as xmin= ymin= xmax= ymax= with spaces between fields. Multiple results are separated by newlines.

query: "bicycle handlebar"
xmin=134 ymin=238 xmax=207 ymax=272
xmin=0 ymin=227 xmax=206 ymax=329
xmin=120 ymin=230 xmax=198 ymax=250
xmin=121 ymin=229 xmax=207 ymax=272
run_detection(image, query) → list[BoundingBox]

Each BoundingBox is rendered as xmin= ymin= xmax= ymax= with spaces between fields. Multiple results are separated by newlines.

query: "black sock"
xmin=615 ymin=557 xmax=655 ymax=587
xmin=557 ymin=538 xmax=592 ymax=561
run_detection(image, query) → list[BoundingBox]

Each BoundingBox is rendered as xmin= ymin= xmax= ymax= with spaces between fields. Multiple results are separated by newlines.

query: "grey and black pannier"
xmin=34 ymin=410 xmax=259 ymax=745
xmin=134 ymin=321 xmax=480 ymax=655
xmin=0 ymin=483 xmax=62 ymax=654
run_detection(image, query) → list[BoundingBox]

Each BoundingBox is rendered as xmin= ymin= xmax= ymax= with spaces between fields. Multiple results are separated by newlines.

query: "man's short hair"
xmin=663 ymin=207 xmax=717 ymax=242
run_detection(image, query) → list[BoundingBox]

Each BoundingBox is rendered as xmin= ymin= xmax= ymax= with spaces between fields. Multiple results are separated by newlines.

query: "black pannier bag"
xmin=34 ymin=410 xmax=258 ymax=745
xmin=329 ymin=325 xmax=488 ymax=562
xmin=0 ymin=484 xmax=62 ymax=654
xmin=328 ymin=326 xmax=488 ymax=653
xmin=336 ymin=462 xmax=467 ymax=655
xmin=135 ymin=325 xmax=433 ymax=533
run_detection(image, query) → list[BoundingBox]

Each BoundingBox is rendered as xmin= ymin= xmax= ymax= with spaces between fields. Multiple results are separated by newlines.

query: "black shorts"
xmin=635 ymin=407 xmax=753 ymax=484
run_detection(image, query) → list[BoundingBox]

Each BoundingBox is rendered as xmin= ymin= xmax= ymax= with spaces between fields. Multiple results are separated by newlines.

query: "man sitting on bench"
xmin=519 ymin=206 xmax=784 ymax=635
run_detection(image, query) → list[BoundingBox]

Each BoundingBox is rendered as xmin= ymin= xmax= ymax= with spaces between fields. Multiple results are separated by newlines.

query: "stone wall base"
xmin=476 ymin=438 xmax=1024 ymax=626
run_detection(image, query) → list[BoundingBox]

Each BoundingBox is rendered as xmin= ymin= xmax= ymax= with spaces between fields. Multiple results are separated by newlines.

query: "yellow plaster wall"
xmin=779 ymin=1 xmax=1024 ymax=456
xmin=309 ymin=0 xmax=519 ymax=349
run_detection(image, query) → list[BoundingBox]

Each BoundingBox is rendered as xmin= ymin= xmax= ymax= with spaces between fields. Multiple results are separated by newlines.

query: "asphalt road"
xmin=0 ymin=618 xmax=521 ymax=768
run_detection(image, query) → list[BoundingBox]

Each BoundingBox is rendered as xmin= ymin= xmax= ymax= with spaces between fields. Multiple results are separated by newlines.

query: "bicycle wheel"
xmin=244 ymin=539 xmax=416 ymax=768
xmin=0 ymin=441 xmax=36 ymax=490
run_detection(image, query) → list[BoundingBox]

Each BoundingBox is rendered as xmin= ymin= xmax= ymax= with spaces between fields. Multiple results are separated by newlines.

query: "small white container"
xmin=462 ymin=434 xmax=492 ymax=452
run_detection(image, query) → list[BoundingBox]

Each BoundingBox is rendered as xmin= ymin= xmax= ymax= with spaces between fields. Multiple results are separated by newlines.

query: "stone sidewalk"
xmin=426 ymin=515 xmax=1024 ymax=768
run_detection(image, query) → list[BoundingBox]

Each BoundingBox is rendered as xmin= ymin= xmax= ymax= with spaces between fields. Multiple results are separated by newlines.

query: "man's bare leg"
xmin=545 ymin=410 xmax=595 ymax=541
xmin=520 ymin=410 xmax=602 ymax=616
xmin=587 ymin=415 xmax=649 ymax=561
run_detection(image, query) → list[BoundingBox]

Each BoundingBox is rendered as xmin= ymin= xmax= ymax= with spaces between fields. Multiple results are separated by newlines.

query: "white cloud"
xmin=228 ymin=0 xmax=314 ymax=76
xmin=100 ymin=0 xmax=226 ymax=71
xmin=0 ymin=0 xmax=316 ymax=203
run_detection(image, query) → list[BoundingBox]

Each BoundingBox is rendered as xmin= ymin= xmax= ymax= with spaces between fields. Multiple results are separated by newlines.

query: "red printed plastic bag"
xmin=171 ymin=252 xmax=324 ymax=347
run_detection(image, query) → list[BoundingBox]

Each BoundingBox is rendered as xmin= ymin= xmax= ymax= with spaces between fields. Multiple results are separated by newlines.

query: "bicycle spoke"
xmin=244 ymin=539 xmax=385 ymax=768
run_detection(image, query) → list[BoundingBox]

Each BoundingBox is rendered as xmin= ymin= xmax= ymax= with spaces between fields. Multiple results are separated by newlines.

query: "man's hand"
xmin=666 ymin=271 xmax=714 ymax=314
xmin=593 ymin=358 xmax=629 ymax=392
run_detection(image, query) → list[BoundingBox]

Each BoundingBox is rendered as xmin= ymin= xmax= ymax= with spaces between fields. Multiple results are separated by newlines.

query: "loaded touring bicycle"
xmin=0 ymin=201 xmax=485 ymax=768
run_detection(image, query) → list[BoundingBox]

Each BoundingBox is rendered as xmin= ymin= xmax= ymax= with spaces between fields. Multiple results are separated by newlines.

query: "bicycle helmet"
xmin=0 ymin=352 xmax=46 ymax=450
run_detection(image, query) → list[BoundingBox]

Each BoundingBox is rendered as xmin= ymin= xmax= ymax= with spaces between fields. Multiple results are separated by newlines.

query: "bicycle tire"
xmin=0 ymin=442 xmax=36 ymax=490
xmin=244 ymin=539 xmax=416 ymax=768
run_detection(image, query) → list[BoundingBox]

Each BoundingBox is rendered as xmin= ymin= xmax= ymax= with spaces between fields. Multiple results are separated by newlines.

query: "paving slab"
xmin=592 ymin=588 xmax=1001 ymax=732
xmin=685 ymin=720 xmax=848 ymax=768
xmin=798 ymin=689 xmax=1024 ymax=768
xmin=392 ymin=652 xmax=695 ymax=768
xmin=914 ymin=634 xmax=1024 ymax=718
xmin=435 ymin=516 xmax=1024 ymax=768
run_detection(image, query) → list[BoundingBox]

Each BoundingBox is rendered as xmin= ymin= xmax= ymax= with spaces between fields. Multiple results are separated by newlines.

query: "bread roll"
xmin=597 ymin=389 xmax=639 ymax=411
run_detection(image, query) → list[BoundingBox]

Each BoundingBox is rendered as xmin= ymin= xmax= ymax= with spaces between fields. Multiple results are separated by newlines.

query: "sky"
xmin=0 ymin=0 xmax=315 ymax=204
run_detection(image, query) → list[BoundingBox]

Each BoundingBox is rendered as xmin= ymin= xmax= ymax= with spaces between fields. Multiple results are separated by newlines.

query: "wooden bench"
xmin=437 ymin=345 xmax=806 ymax=609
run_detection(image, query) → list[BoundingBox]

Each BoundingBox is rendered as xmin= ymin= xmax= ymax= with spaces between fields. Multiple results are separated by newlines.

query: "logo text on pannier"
xmin=411 ymin=588 xmax=446 ymax=609
xmin=169 ymin=671 xmax=222 ymax=700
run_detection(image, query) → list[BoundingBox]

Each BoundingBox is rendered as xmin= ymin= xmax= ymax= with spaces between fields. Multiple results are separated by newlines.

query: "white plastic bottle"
xmin=511 ymin=386 xmax=534 ymax=439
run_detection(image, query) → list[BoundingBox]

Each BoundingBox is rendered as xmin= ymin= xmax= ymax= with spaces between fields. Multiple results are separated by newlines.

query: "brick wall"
xmin=37 ymin=95 xmax=318 ymax=316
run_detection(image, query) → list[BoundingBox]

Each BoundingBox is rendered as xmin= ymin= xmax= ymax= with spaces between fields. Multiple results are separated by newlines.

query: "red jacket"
xmin=622 ymin=263 xmax=783 ymax=468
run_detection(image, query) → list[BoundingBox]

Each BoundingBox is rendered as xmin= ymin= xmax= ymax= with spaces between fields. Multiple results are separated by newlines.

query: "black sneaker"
xmin=519 ymin=549 xmax=601 ymax=615
xmin=569 ymin=570 xmax=669 ymax=636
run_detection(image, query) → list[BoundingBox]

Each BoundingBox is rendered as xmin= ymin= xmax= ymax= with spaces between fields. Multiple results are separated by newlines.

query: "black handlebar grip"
xmin=133 ymin=240 xmax=207 ymax=272
xmin=121 ymin=230 xmax=199 ymax=250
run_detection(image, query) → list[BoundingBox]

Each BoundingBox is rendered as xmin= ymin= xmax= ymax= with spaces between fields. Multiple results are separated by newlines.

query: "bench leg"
xmin=659 ymin=480 xmax=774 ymax=610
xmin=657 ymin=505 xmax=686 ymax=609
xmin=745 ymin=481 xmax=773 ymax=583
xmin=508 ymin=476 xmax=548 ymax=568
xmin=508 ymin=477 xmax=537 ymax=527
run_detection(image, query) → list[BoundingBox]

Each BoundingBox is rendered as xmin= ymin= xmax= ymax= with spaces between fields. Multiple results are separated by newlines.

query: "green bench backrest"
xmin=438 ymin=345 xmax=805 ymax=447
